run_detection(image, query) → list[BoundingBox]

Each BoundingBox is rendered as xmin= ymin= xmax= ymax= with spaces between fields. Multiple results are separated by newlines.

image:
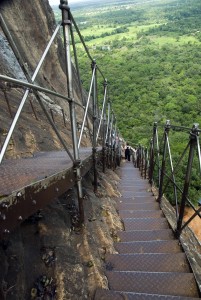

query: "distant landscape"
xmin=53 ymin=0 xmax=201 ymax=145
xmin=52 ymin=0 xmax=201 ymax=204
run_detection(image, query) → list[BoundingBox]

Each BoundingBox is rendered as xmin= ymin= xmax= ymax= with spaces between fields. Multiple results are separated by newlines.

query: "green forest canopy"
xmin=54 ymin=0 xmax=201 ymax=145
xmin=53 ymin=0 xmax=201 ymax=205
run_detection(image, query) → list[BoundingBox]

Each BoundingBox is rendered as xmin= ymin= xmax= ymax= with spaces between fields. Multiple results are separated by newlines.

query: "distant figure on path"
xmin=125 ymin=146 xmax=131 ymax=161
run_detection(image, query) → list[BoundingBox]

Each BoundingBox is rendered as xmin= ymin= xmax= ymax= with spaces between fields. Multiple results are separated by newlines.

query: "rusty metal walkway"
xmin=0 ymin=148 xmax=101 ymax=238
xmin=95 ymin=162 xmax=200 ymax=299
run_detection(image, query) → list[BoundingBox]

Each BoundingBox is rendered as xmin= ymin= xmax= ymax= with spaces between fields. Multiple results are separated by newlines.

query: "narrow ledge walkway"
xmin=95 ymin=162 xmax=200 ymax=299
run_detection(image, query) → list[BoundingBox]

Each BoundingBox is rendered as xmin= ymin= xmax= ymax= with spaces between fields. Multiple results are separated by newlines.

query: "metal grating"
xmin=115 ymin=240 xmax=181 ymax=254
xmin=105 ymin=253 xmax=190 ymax=272
xmin=118 ymin=229 xmax=175 ymax=242
xmin=94 ymin=288 xmax=200 ymax=300
xmin=106 ymin=271 xmax=199 ymax=297
xmin=123 ymin=218 xmax=169 ymax=230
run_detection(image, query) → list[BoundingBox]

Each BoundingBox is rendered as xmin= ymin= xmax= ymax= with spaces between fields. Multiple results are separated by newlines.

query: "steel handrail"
xmin=146 ymin=121 xmax=201 ymax=237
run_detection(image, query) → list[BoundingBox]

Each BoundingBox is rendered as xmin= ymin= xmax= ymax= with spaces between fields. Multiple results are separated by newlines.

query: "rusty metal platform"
xmin=0 ymin=149 xmax=93 ymax=196
xmin=0 ymin=148 xmax=101 ymax=237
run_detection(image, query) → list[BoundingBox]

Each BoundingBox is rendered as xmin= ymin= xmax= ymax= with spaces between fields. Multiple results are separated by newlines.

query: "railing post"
xmin=116 ymin=131 xmax=121 ymax=167
xmin=158 ymin=120 xmax=171 ymax=203
xmin=60 ymin=0 xmax=84 ymax=224
xmin=144 ymin=147 xmax=148 ymax=179
xmin=91 ymin=60 xmax=98 ymax=192
xmin=105 ymin=101 xmax=111 ymax=168
xmin=97 ymin=79 xmax=107 ymax=173
xmin=141 ymin=146 xmax=144 ymax=177
xmin=107 ymin=110 xmax=113 ymax=169
xmin=176 ymin=123 xmax=199 ymax=236
xmin=113 ymin=121 xmax=117 ymax=169
xmin=149 ymin=122 xmax=157 ymax=184
xmin=102 ymin=81 xmax=107 ymax=173
xmin=136 ymin=146 xmax=140 ymax=168
xmin=102 ymin=115 xmax=106 ymax=173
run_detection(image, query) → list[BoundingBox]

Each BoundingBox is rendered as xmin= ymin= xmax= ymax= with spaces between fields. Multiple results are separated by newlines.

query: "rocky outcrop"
xmin=0 ymin=0 xmax=91 ymax=158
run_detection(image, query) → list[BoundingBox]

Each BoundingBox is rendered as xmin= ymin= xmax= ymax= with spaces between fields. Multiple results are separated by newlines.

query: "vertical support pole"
xmin=109 ymin=112 xmax=114 ymax=169
xmin=91 ymin=60 xmax=98 ymax=192
xmin=158 ymin=120 xmax=171 ymax=203
xmin=144 ymin=147 xmax=148 ymax=179
xmin=141 ymin=146 xmax=144 ymax=177
xmin=106 ymin=101 xmax=111 ymax=168
xmin=137 ymin=145 xmax=141 ymax=170
xmin=176 ymin=124 xmax=198 ymax=237
xmin=60 ymin=0 xmax=84 ymax=224
xmin=116 ymin=130 xmax=121 ymax=167
xmin=113 ymin=121 xmax=117 ymax=170
xmin=149 ymin=122 xmax=157 ymax=184
xmin=102 ymin=81 xmax=107 ymax=173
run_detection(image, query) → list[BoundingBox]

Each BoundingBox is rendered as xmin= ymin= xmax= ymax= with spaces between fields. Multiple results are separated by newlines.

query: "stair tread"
xmin=118 ymin=197 xmax=157 ymax=203
xmin=120 ymin=192 xmax=154 ymax=197
xmin=120 ymin=210 xmax=163 ymax=218
xmin=123 ymin=218 xmax=169 ymax=230
xmin=119 ymin=188 xmax=151 ymax=192
xmin=105 ymin=253 xmax=190 ymax=272
xmin=115 ymin=240 xmax=181 ymax=254
xmin=106 ymin=271 xmax=199 ymax=297
xmin=118 ymin=203 xmax=160 ymax=210
xmin=95 ymin=165 xmax=199 ymax=299
xmin=94 ymin=289 xmax=200 ymax=300
xmin=118 ymin=229 xmax=175 ymax=241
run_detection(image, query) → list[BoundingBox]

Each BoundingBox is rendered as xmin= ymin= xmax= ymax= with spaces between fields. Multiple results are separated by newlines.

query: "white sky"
xmin=49 ymin=0 xmax=85 ymax=5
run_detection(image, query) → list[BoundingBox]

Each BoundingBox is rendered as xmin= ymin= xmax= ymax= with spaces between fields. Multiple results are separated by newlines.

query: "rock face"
xmin=0 ymin=0 xmax=91 ymax=159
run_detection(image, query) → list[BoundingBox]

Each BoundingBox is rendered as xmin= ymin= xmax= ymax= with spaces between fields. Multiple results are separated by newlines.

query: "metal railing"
xmin=136 ymin=120 xmax=201 ymax=237
xmin=0 ymin=0 xmax=122 ymax=224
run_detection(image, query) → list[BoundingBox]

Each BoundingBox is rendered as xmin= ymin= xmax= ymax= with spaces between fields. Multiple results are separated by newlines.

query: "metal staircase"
xmin=94 ymin=163 xmax=200 ymax=299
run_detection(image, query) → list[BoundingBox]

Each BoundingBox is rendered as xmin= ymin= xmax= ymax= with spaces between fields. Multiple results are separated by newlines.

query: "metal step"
xmin=118 ymin=183 xmax=151 ymax=191
xmin=121 ymin=192 xmax=154 ymax=198
xmin=105 ymin=271 xmax=199 ymax=297
xmin=115 ymin=240 xmax=181 ymax=254
xmin=120 ymin=210 xmax=163 ymax=218
xmin=105 ymin=253 xmax=190 ymax=272
xmin=94 ymin=164 xmax=200 ymax=300
xmin=120 ymin=186 xmax=151 ymax=192
xmin=118 ymin=202 xmax=159 ymax=211
xmin=118 ymin=229 xmax=175 ymax=242
xmin=94 ymin=289 xmax=200 ymax=300
xmin=123 ymin=217 xmax=169 ymax=230
xmin=119 ymin=196 xmax=156 ymax=203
